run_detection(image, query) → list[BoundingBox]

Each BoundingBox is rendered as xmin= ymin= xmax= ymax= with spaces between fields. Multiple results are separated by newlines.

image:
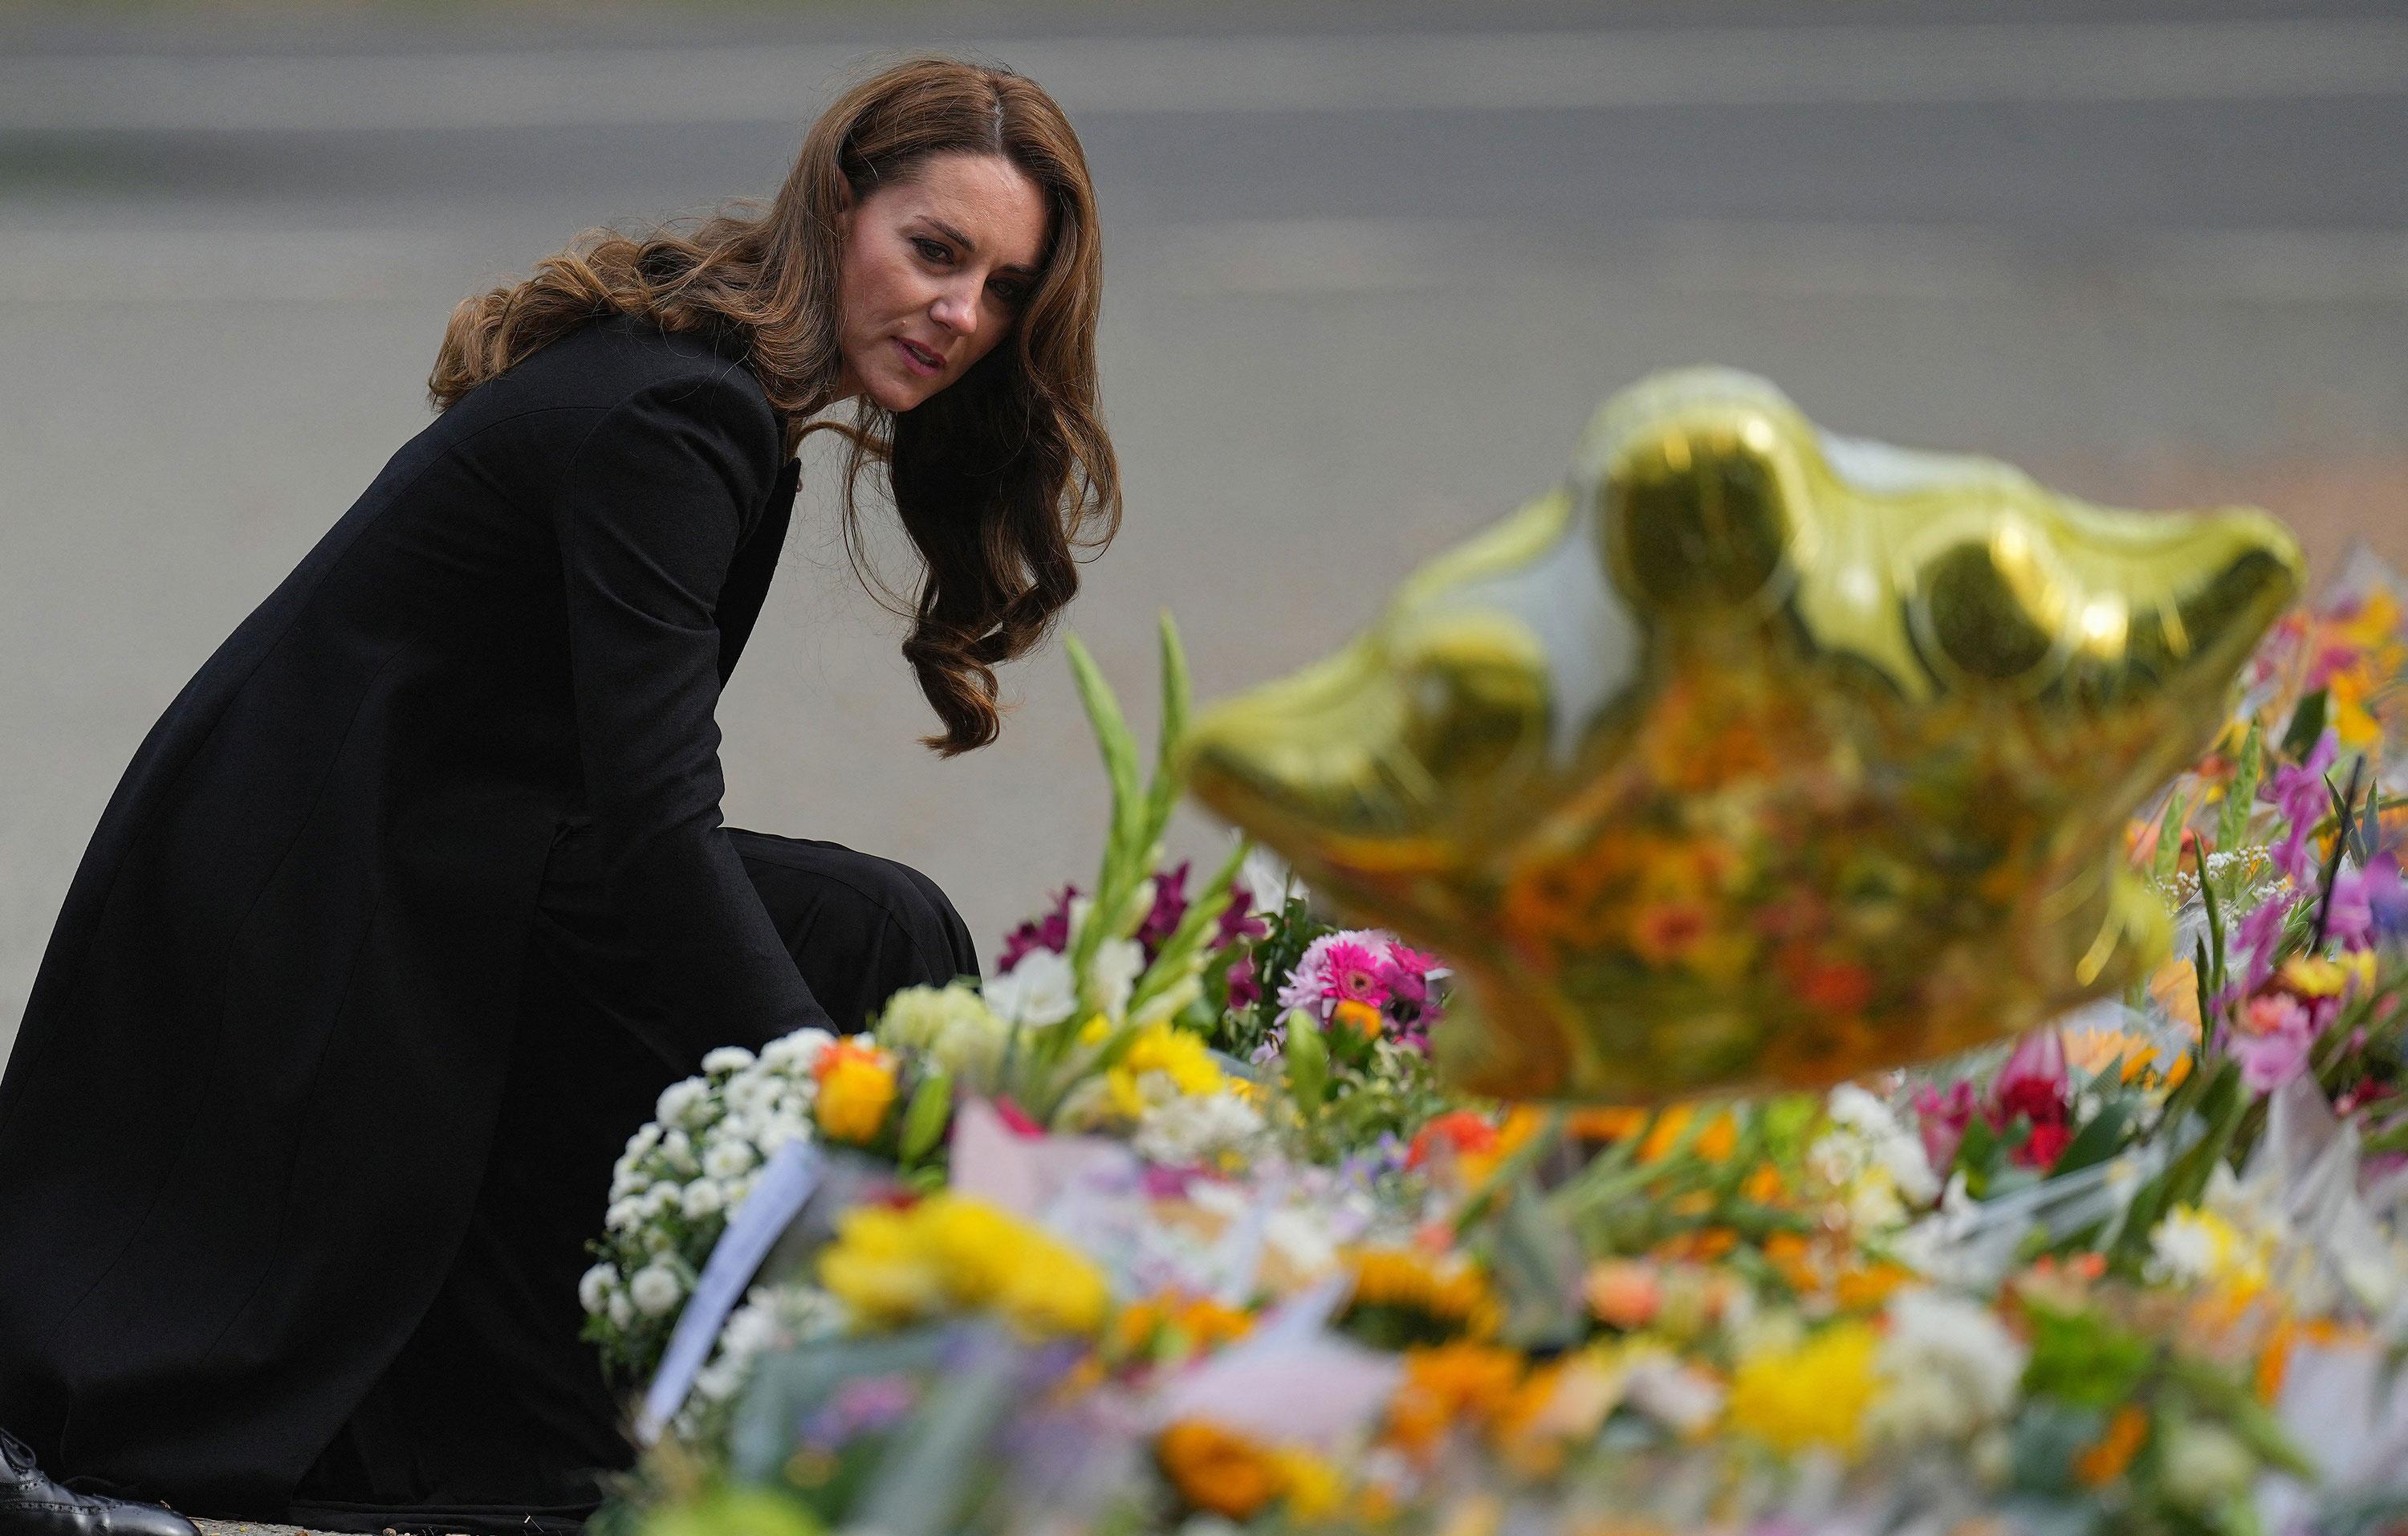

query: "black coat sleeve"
xmin=555 ymin=371 xmax=833 ymax=1049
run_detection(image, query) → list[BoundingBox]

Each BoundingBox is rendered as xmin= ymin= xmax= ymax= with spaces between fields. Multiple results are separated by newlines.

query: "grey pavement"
xmin=6 ymin=0 xmax=2407 ymax=1065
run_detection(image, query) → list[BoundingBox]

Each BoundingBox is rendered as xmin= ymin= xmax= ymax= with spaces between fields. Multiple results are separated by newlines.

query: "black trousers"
xmin=287 ymin=829 xmax=978 ymax=1534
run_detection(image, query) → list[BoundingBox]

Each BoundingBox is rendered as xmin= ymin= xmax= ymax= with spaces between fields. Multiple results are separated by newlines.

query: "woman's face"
xmin=833 ymin=150 xmax=1051 ymax=413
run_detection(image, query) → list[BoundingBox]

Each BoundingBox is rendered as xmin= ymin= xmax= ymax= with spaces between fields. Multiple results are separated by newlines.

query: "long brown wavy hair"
xmin=428 ymin=57 xmax=1119 ymax=755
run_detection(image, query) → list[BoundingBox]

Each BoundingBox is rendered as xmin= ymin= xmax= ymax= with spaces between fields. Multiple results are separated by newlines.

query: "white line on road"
xmin=5 ymin=219 xmax=2406 ymax=305
xmin=0 ymin=19 xmax=2405 ymax=132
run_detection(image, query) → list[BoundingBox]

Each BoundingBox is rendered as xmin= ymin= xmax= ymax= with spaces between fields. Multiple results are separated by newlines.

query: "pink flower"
xmin=1378 ymin=944 xmax=1439 ymax=1006
xmin=1276 ymin=929 xmax=1396 ymax=1017
xmin=1137 ymin=862 xmax=1192 ymax=962
xmin=1320 ymin=941 xmax=1390 ymax=1007
xmin=1988 ymin=1028 xmax=2072 ymax=1171
xmin=2229 ymin=1025 xmax=2314 ymax=1095
xmin=1914 ymin=1080 xmax=1978 ymax=1173
xmin=2229 ymin=990 xmax=2316 ymax=1095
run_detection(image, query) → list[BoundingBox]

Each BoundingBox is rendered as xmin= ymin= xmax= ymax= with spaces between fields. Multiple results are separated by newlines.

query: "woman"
xmin=0 ymin=57 xmax=1117 ymax=1536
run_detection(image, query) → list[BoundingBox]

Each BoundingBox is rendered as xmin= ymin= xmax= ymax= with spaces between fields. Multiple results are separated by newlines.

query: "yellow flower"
xmin=1268 ymin=1448 xmax=1346 ymax=1522
xmin=1725 ymin=1321 xmax=1881 ymax=1458
xmin=1103 ymin=1022 xmax=1225 ymax=1120
xmin=1344 ymin=1247 xmax=1504 ymax=1340
xmin=818 ymin=1194 xmax=1109 ymax=1339
xmin=811 ymin=1037 xmax=898 ymax=1144
xmin=2280 ymin=955 xmax=2352 ymax=1000
xmin=1157 ymin=1422 xmax=1345 ymax=1522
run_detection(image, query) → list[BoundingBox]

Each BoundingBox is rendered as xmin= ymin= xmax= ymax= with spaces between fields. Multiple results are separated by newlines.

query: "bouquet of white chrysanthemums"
xmin=579 ymin=1029 xmax=842 ymax=1376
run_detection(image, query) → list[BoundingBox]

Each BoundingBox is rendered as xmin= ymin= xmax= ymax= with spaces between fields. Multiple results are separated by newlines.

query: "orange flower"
xmin=2075 ymin=1404 xmax=2150 ymax=1486
xmin=1385 ymin=1343 xmax=1525 ymax=1457
xmin=1331 ymin=999 xmax=1385 ymax=1038
xmin=1584 ymin=1261 xmax=1662 ymax=1330
xmin=1407 ymin=1110 xmax=1501 ymax=1171
xmin=1158 ymin=1421 xmax=1283 ymax=1519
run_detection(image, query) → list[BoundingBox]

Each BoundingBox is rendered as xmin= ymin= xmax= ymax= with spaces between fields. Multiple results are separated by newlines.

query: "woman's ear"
xmin=833 ymin=177 xmax=856 ymax=239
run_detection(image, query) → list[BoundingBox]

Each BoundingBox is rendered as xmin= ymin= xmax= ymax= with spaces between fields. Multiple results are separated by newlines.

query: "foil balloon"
xmin=1186 ymin=369 xmax=2304 ymax=1102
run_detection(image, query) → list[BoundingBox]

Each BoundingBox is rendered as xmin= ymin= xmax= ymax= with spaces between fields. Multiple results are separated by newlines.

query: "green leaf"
xmin=1126 ymin=837 xmax=1251 ymax=1021
xmin=1283 ymin=1008 xmax=1330 ymax=1116
xmin=1063 ymin=631 xmax=1145 ymax=984
xmin=2154 ymin=789 xmax=2189 ymax=883
xmin=897 ymin=1069 xmax=954 ymax=1167
xmin=2282 ymin=687 xmax=2329 ymax=761
xmin=2194 ymin=838 xmax=2227 ymax=994
xmin=2216 ymin=723 xmax=2263 ymax=853
xmin=1141 ymin=612 xmax=1193 ymax=856
xmin=2052 ymin=1097 xmax=2135 ymax=1177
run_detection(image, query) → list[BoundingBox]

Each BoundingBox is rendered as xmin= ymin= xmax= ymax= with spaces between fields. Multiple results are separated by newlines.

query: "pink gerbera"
xmin=1320 ymin=941 xmax=1390 ymax=1008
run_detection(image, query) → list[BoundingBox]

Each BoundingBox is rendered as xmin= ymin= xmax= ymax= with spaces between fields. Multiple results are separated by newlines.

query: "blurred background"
xmin=5 ymin=0 xmax=2406 ymax=1064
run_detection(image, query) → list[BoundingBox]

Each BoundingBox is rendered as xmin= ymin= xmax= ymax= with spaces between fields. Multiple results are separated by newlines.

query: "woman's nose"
xmin=929 ymin=284 xmax=978 ymax=336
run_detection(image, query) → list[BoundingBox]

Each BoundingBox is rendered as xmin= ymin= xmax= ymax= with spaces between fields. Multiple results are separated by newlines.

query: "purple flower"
xmin=999 ymin=885 xmax=1079 ymax=972
xmin=1214 ymin=882 xmax=1271 ymax=949
xmin=2262 ymin=729 xmax=2340 ymax=886
xmin=1137 ymin=862 xmax=1192 ymax=961
xmin=2365 ymin=852 xmax=2408 ymax=942
xmin=1225 ymin=955 xmax=1261 ymax=1012
xmin=2326 ymin=868 xmax=2377 ymax=950
xmin=2235 ymin=896 xmax=2292 ymax=994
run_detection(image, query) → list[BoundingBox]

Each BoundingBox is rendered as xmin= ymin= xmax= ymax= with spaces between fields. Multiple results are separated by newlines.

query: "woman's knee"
xmin=726 ymin=830 xmax=979 ymax=1000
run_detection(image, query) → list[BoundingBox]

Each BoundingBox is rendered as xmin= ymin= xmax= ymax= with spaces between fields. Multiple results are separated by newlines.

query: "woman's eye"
xmin=991 ymin=280 xmax=1029 ymax=307
xmin=911 ymin=237 xmax=950 ymax=263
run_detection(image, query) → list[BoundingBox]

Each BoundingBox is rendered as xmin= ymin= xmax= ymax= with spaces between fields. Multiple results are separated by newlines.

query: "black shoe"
xmin=0 ymin=1432 xmax=197 ymax=1536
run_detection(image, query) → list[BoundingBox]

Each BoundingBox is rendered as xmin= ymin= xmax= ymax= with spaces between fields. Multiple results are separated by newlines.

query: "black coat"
xmin=0 ymin=314 xmax=830 ymax=1511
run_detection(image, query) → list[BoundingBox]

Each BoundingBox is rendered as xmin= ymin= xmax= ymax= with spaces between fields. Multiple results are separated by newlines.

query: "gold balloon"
xmin=1186 ymin=369 xmax=2304 ymax=1102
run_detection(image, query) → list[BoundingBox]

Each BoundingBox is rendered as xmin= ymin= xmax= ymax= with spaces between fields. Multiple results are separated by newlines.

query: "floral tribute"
xmin=591 ymin=561 xmax=2408 ymax=1536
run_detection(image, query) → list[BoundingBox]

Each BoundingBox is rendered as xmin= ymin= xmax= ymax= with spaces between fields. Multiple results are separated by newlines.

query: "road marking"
xmin=0 ymin=19 xmax=2405 ymax=132
xmin=5 ymin=219 xmax=2404 ymax=304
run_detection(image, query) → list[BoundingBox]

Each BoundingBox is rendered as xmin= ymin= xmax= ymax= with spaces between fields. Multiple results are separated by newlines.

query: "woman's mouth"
xmin=895 ymin=337 xmax=943 ymax=377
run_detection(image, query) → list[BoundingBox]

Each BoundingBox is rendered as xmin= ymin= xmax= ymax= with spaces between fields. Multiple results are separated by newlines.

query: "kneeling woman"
xmin=0 ymin=57 xmax=1117 ymax=1536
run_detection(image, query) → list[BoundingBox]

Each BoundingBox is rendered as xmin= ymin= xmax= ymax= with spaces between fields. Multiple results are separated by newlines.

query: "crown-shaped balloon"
xmin=1186 ymin=369 xmax=2304 ymax=1102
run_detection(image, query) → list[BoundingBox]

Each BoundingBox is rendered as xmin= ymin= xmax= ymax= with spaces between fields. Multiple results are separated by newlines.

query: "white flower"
xmin=608 ymin=1168 xmax=648 ymax=1203
xmin=659 ymin=1129 xmax=698 ymax=1175
xmin=604 ymin=1196 xmax=647 ymax=1232
xmin=984 ymin=947 xmax=1076 ymax=1028
xmin=1621 ymin=1347 xmax=1724 ymax=1434
xmin=654 ymin=1078 xmax=710 ymax=1131
xmin=876 ymin=984 xmax=1009 ymax=1088
xmin=1092 ymin=938 xmax=1145 ymax=1021
xmin=759 ymin=1027 xmax=836 ymax=1076
xmin=755 ymin=1115 xmax=812 ymax=1155
xmin=607 ymin=1291 xmax=635 ymax=1330
xmin=641 ymin=1184 xmax=683 ymax=1219
xmin=1239 ymin=846 xmax=1296 ymax=917
xmin=628 ymin=1263 xmax=685 ymax=1318
xmin=2160 ymin=1422 xmax=2255 ymax=1509
xmin=702 ymin=1139 xmax=757 ymax=1181
xmin=1134 ymin=1092 xmax=1267 ymax=1168
xmin=701 ymin=1045 xmax=757 ymax=1076
xmin=578 ymin=1263 xmax=617 ymax=1316
xmin=681 ymin=1180 xmax=726 ymax=1220
xmin=626 ymin=1122 xmax=662 ymax=1159
xmin=1866 ymin=1288 xmax=2028 ymax=1445
xmin=1263 ymin=1208 xmax=1339 ymax=1281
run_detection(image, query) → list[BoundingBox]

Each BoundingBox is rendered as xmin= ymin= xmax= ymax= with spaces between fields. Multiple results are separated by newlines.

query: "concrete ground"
xmin=5 ymin=0 xmax=2407 ymax=1064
